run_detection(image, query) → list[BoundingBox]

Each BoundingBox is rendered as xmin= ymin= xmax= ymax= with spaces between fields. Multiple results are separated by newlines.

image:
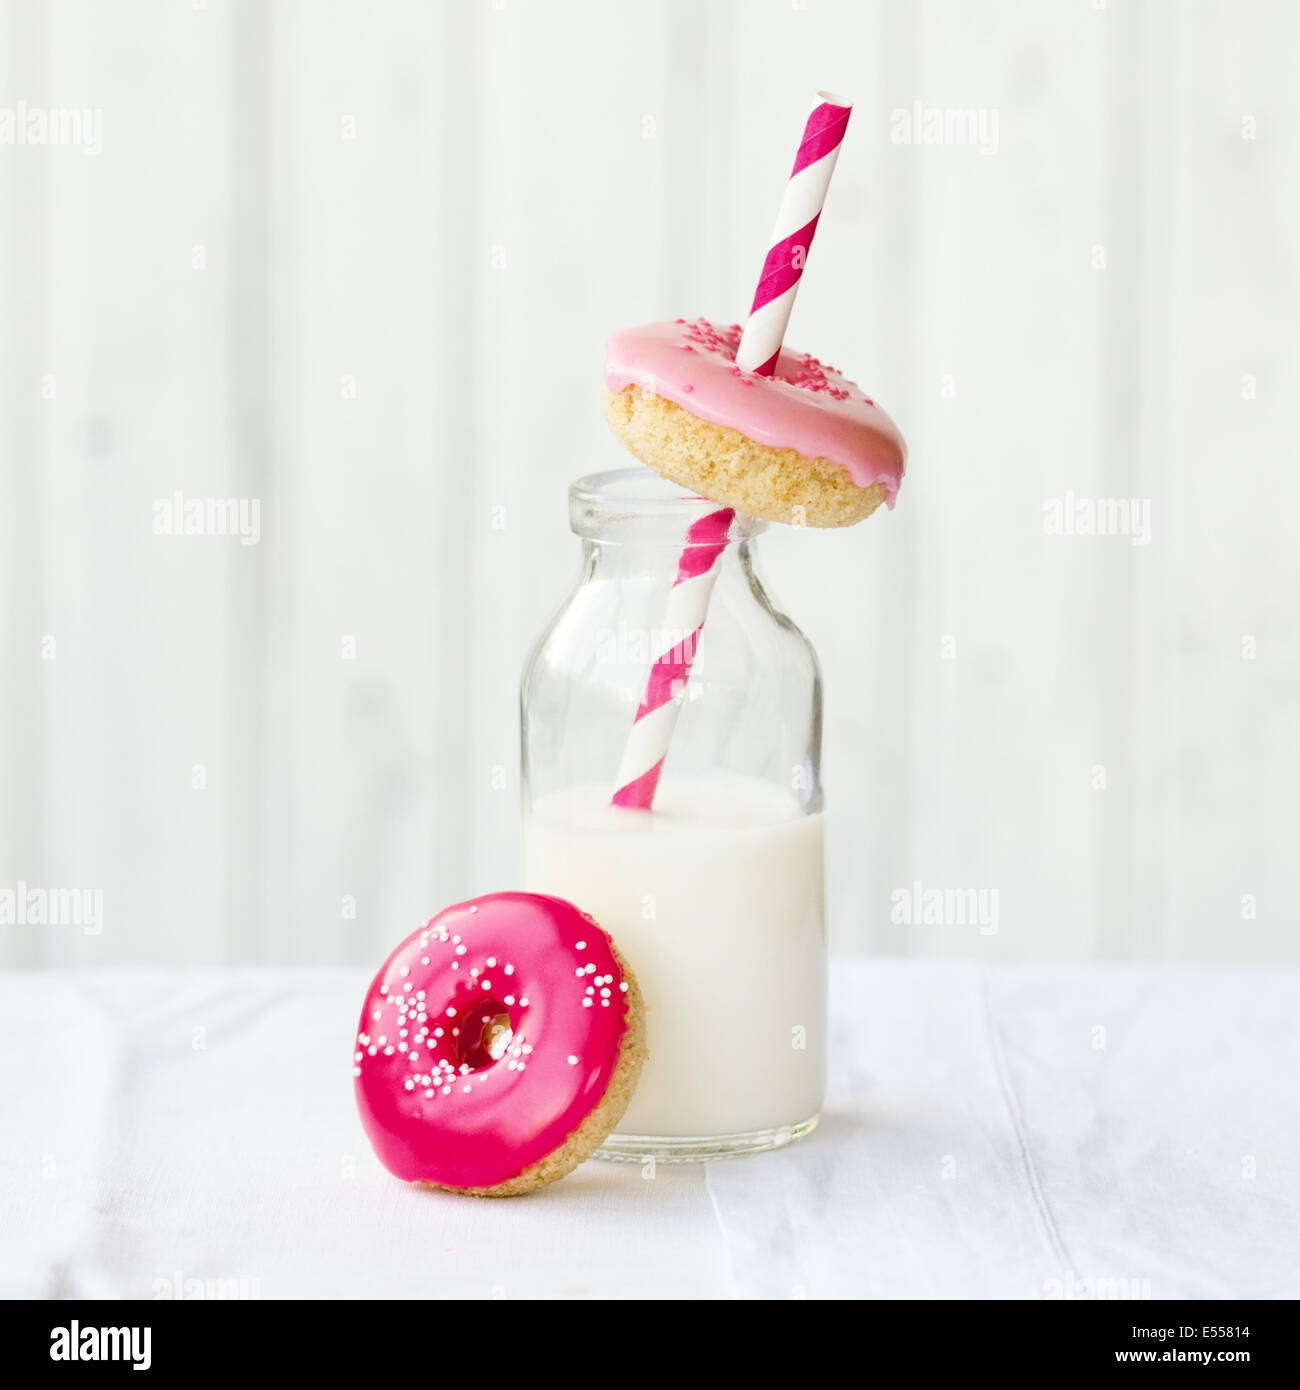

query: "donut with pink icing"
xmin=354 ymin=892 xmax=646 ymax=1196
xmin=603 ymin=317 xmax=906 ymax=527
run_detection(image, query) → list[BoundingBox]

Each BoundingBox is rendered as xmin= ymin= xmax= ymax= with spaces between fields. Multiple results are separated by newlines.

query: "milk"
xmin=522 ymin=773 xmax=825 ymax=1139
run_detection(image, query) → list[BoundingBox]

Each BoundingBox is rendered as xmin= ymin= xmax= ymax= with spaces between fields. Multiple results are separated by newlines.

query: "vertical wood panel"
xmin=34 ymin=0 xmax=253 ymax=966
xmin=261 ymin=0 xmax=460 ymax=964
xmin=886 ymin=0 xmax=1121 ymax=962
xmin=1138 ymin=0 xmax=1300 ymax=961
xmin=0 ymin=1 xmax=49 ymax=966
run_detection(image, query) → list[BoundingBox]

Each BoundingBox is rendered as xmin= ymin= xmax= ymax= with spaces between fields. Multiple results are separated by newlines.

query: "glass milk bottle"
xmin=521 ymin=467 xmax=826 ymax=1161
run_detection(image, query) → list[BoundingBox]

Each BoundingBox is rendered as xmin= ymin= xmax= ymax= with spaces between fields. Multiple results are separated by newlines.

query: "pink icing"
xmin=354 ymin=892 xmax=633 ymax=1190
xmin=605 ymin=318 xmax=906 ymax=505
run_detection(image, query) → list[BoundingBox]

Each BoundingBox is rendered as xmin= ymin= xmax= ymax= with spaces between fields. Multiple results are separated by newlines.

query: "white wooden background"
xmin=1 ymin=0 xmax=1296 ymax=968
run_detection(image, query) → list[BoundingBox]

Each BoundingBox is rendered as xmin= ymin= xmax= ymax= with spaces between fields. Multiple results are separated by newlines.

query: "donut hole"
xmin=454 ymin=998 xmax=514 ymax=1071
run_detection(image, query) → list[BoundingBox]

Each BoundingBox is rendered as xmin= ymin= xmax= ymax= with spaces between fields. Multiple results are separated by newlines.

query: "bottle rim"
xmin=568 ymin=466 xmax=766 ymax=544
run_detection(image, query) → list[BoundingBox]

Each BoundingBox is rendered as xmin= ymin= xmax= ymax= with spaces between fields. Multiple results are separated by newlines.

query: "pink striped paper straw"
xmin=610 ymin=92 xmax=851 ymax=809
xmin=610 ymin=506 xmax=733 ymax=808
xmin=735 ymin=92 xmax=852 ymax=376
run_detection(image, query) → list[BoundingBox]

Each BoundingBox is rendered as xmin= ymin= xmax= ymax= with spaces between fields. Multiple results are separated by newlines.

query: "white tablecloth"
xmin=3 ymin=961 xmax=1296 ymax=1300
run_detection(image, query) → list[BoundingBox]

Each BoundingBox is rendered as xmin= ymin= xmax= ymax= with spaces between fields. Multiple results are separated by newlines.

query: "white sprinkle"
xmin=481 ymin=980 xmax=491 ymax=990
xmin=619 ymin=982 xmax=628 ymax=992
xmin=586 ymin=986 xmax=595 ymax=995
xmin=574 ymin=967 xmax=585 ymax=977
xmin=425 ymin=1088 xmax=435 ymax=1098
xmin=519 ymin=998 xmax=529 ymax=1007
xmin=504 ymin=964 xmax=514 ymax=975
xmin=567 ymin=1055 xmax=579 ymax=1066
xmin=442 ymin=1085 xmax=452 ymax=1095
xmin=504 ymin=996 xmax=515 ymax=1006
xmin=353 ymin=1066 xmax=361 ymax=1076
xmin=455 ymin=945 xmax=467 ymax=956
xmin=486 ymin=956 xmax=496 ymax=967
xmin=421 ymin=957 xmax=430 ymax=965
xmin=404 ymin=982 xmax=413 ymax=991
xmin=404 ymin=1080 xmax=414 ymax=1090
xmin=372 ymin=1009 xmax=381 ymax=1021
xmin=468 ymin=906 xmax=478 ymax=914
xmin=451 ymin=961 xmax=459 ymax=970
xmin=521 ymin=1043 xmax=532 ymax=1054
xmin=400 ymin=965 xmax=409 ymax=976
xmin=600 ymin=988 xmax=610 ymax=998
xmin=584 ymin=963 xmax=596 ymax=974
xmin=433 ymin=1028 xmax=444 ymax=1038
xmin=463 ymin=1084 xmax=472 ymax=1093
xmin=446 ymin=1006 xmax=457 ymax=1018
xmin=354 ymin=1051 xmax=362 ymax=1061
xmin=582 ymin=998 xmax=593 ymax=1008
xmin=452 ymin=935 xmax=461 ymax=943
xmin=575 ymin=940 xmax=586 ymax=950
xmin=409 ymin=1051 xmax=420 ymax=1061
xmin=368 ymin=1044 xmax=378 ymax=1054
xmin=416 ymin=991 xmax=426 ymax=1001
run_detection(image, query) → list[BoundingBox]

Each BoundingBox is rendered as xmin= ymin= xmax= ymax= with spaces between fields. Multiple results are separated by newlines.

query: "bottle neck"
xmin=570 ymin=466 xmax=765 ymax=583
xmin=582 ymin=533 xmax=760 ymax=582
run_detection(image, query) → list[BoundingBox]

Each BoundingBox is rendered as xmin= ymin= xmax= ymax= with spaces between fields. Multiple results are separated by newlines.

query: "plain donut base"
xmin=416 ymin=941 xmax=648 ymax=1197
xmin=602 ymin=383 xmax=889 ymax=529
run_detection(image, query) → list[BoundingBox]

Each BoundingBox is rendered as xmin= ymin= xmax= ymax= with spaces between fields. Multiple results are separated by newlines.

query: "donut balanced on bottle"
xmin=603 ymin=317 xmax=906 ymax=528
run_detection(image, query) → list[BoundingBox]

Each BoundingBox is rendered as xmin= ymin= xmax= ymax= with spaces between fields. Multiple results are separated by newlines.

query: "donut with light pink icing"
xmin=603 ymin=317 xmax=906 ymax=527
xmin=354 ymin=893 xmax=646 ymax=1196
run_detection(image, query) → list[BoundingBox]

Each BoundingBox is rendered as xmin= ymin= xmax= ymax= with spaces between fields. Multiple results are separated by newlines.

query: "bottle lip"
xmin=569 ymin=466 xmax=766 ymax=544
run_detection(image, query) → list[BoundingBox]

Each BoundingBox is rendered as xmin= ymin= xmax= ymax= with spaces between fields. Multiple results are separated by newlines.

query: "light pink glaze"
xmin=605 ymin=318 xmax=906 ymax=505
xmin=354 ymin=893 xmax=633 ymax=1190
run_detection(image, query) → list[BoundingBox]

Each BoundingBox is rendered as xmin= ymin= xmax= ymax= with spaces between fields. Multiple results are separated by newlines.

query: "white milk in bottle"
xmin=523 ymin=771 xmax=825 ymax=1143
